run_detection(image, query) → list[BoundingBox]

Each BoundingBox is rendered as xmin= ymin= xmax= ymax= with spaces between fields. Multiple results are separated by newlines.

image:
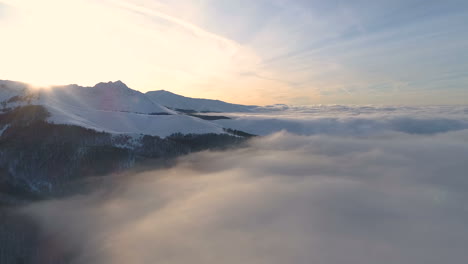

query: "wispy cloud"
xmin=1 ymin=0 xmax=467 ymax=104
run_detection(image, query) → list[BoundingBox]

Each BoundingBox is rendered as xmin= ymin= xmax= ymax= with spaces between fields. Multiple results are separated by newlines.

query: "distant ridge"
xmin=146 ymin=90 xmax=257 ymax=113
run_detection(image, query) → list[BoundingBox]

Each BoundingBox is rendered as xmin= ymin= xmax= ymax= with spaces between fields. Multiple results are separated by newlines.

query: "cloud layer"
xmin=23 ymin=127 xmax=468 ymax=264
xmin=216 ymin=105 xmax=468 ymax=136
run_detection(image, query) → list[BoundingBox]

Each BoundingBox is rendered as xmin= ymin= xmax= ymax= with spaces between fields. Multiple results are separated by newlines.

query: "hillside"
xmin=146 ymin=90 xmax=257 ymax=113
xmin=1 ymin=80 xmax=230 ymax=137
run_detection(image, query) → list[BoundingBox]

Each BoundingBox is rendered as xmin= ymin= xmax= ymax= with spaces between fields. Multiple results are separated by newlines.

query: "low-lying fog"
xmin=215 ymin=105 xmax=468 ymax=136
xmin=23 ymin=107 xmax=468 ymax=264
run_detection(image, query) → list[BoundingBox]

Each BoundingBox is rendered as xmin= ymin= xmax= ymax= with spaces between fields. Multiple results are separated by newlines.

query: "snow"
xmin=112 ymin=134 xmax=144 ymax=149
xmin=0 ymin=124 xmax=10 ymax=136
xmin=41 ymin=81 xmax=175 ymax=115
xmin=43 ymin=97 xmax=226 ymax=137
xmin=146 ymin=90 xmax=256 ymax=113
xmin=4 ymin=80 xmax=467 ymax=139
xmin=0 ymin=80 xmax=28 ymax=103
xmin=1 ymin=80 xmax=228 ymax=138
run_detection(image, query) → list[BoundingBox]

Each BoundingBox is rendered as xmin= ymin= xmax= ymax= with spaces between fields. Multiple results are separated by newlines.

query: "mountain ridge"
xmin=146 ymin=89 xmax=257 ymax=113
xmin=1 ymin=80 xmax=252 ymax=137
xmin=1 ymin=79 xmax=254 ymax=199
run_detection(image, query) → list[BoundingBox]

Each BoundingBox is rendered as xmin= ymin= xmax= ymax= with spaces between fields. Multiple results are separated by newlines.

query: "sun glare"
xmin=25 ymin=80 xmax=56 ymax=91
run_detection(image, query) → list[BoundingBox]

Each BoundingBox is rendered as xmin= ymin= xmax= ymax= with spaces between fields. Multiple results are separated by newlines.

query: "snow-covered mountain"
xmin=41 ymin=81 xmax=173 ymax=114
xmin=1 ymin=80 xmax=251 ymax=197
xmin=0 ymin=80 xmax=29 ymax=103
xmin=0 ymin=81 xmax=255 ymax=263
xmin=1 ymin=80 xmax=231 ymax=137
xmin=146 ymin=90 xmax=257 ymax=113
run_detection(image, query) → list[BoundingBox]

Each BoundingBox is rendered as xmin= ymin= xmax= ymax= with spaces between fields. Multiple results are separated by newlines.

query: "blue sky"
xmin=1 ymin=0 xmax=467 ymax=104
xmin=201 ymin=0 xmax=468 ymax=104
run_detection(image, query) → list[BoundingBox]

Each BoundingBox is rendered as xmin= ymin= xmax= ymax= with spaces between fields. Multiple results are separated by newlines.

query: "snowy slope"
xmin=37 ymin=81 xmax=226 ymax=137
xmin=45 ymin=102 xmax=226 ymax=137
xmin=0 ymin=80 xmax=29 ymax=104
xmin=1 ymin=80 xmax=228 ymax=137
xmin=40 ymin=81 xmax=174 ymax=114
xmin=146 ymin=90 xmax=256 ymax=113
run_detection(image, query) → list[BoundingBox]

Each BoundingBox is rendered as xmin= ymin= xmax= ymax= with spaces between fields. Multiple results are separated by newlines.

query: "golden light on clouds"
xmin=0 ymin=0 xmax=300 ymax=104
xmin=1 ymin=0 xmax=467 ymax=105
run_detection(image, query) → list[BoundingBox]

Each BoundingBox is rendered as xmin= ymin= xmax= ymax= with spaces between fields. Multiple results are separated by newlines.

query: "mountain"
xmin=146 ymin=90 xmax=257 ymax=113
xmin=0 ymin=80 xmax=252 ymax=199
xmin=1 ymin=80 xmax=230 ymax=137
xmin=41 ymin=81 xmax=173 ymax=114
xmin=0 ymin=80 xmax=256 ymax=263
xmin=0 ymin=80 xmax=29 ymax=104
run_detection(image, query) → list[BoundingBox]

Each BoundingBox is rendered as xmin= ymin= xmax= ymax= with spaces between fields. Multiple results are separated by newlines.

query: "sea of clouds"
xmin=23 ymin=106 xmax=468 ymax=264
xmin=216 ymin=105 xmax=468 ymax=136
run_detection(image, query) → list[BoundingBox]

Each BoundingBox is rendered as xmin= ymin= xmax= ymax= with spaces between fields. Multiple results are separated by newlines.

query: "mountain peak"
xmin=94 ymin=80 xmax=129 ymax=90
xmin=150 ymin=90 xmax=177 ymax=95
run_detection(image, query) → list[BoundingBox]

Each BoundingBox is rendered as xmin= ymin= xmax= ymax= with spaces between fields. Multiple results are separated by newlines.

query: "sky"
xmin=0 ymin=0 xmax=467 ymax=105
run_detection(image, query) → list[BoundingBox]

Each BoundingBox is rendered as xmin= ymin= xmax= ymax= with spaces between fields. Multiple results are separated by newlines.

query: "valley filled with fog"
xmin=215 ymin=105 xmax=468 ymax=136
xmin=20 ymin=106 xmax=468 ymax=264
xmin=2 ymin=0 xmax=467 ymax=262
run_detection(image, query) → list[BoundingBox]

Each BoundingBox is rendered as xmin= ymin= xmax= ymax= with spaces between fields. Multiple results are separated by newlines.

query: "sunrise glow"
xmin=1 ymin=0 xmax=467 ymax=104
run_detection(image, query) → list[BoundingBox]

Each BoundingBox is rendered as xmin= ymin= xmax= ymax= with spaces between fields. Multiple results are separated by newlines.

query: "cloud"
xmin=215 ymin=105 xmax=468 ymax=136
xmin=240 ymin=0 xmax=468 ymax=104
xmin=0 ymin=0 xmax=273 ymax=103
xmin=2 ymin=0 xmax=467 ymax=104
xmin=22 ymin=126 xmax=468 ymax=264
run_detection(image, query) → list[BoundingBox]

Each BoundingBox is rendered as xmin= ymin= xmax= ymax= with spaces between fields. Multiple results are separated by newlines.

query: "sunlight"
xmin=24 ymin=80 xmax=57 ymax=91
xmin=0 ymin=0 xmax=271 ymax=104
xmin=1 ymin=1 xmax=467 ymax=263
